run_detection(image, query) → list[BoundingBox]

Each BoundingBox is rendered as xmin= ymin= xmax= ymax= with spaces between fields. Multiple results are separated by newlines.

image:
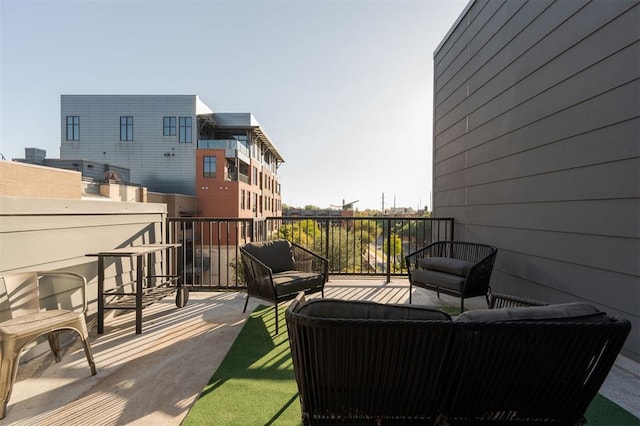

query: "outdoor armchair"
xmin=0 ymin=271 xmax=97 ymax=419
xmin=240 ymin=239 xmax=328 ymax=333
xmin=405 ymin=241 xmax=497 ymax=311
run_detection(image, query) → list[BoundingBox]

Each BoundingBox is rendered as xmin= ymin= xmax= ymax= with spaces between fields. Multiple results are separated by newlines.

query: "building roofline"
xmin=433 ymin=0 xmax=474 ymax=58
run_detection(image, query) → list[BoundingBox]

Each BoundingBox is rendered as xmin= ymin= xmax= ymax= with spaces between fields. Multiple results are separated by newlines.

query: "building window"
xmin=203 ymin=156 xmax=216 ymax=178
xmin=66 ymin=116 xmax=79 ymax=141
xmin=241 ymin=189 xmax=246 ymax=209
xmin=120 ymin=116 xmax=133 ymax=141
xmin=163 ymin=116 xmax=176 ymax=136
xmin=179 ymin=116 xmax=192 ymax=143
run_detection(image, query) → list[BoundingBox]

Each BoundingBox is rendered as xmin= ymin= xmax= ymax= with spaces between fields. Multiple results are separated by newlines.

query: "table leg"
xmin=97 ymin=256 xmax=105 ymax=334
xmin=136 ymin=255 xmax=143 ymax=334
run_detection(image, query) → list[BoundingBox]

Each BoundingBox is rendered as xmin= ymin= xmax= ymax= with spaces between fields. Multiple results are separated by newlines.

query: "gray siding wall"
xmin=61 ymin=95 xmax=198 ymax=195
xmin=433 ymin=0 xmax=639 ymax=360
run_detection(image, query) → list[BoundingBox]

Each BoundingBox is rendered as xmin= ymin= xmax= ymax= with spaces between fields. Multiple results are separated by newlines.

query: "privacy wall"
xmin=432 ymin=0 xmax=639 ymax=360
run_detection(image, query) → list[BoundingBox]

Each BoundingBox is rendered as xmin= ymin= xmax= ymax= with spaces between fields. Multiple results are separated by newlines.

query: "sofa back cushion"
xmin=418 ymin=257 xmax=474 ymax=277
xmin=242 ymin=240 xmax=295 ymax=273
xmin=455 ymin=302 xmax=605 ymax=322
xmin=298 ymin=299 xmax=451 ymax=321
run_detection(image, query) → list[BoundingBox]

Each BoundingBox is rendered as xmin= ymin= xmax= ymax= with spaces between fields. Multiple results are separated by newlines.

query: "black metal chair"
xmin=240 ymin=240 xmax=328 ymax=333
xmin=405 ymin=241 xmax=497 ymax=311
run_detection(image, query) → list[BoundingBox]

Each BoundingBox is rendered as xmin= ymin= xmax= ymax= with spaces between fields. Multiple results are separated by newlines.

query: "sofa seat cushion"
xmin=298 ymin=299 xmax=451 ymax=321
xmin=242 ymin=240 xmax=295 ymax=273
xmin=418 ymin=257 xmax=474 ymax=277
xmin=411 ymin=268 xmax=465 ymax=292
xmin=455 ymin=302 xmax=605 ymax=322
xmin=272 ymin=271 xmax=324 ymax=297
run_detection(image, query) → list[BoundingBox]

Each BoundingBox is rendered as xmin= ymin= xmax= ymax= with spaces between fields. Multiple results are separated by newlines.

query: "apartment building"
xmin=60 ymin=95 xmax=284 ymax=219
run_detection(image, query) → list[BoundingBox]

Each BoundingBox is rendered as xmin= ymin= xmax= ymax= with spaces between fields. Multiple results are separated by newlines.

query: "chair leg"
xmin=47 ymin=331 xmax=62 ymax=362
xmin=76 ymin=321 xmax=97 ymax=376
xmin=81 ymin=337 xmax=97 ymax=376
xmin=274 ymin=304 xmax=279 ymax=334
xmin=461 ymin=297 xmax=464 ymax=313
xmin=0 ymin=343 xmax=21 ymax=420
xmin=243 ymin=294 xmax=250 ymax=313
xmin=409 ymin=283 xmax=413 ymax=304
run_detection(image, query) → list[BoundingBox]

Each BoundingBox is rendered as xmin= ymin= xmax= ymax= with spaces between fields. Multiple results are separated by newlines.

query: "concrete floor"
xmin=5 ymin=278 xmax=639 ymax=425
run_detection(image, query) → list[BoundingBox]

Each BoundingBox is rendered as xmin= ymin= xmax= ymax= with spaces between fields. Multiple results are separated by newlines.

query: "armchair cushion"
xmin=242 ymin=240 xmax=295 ymax=273
xmin=456 ymin=302 xmax=605 ymax=322
xmin=272 ymin=271 xmax=325 ymax=297
xmin=410 ymin=268 xmax=466 ymax=292
xmin=418 ymin=257 xmax=474 ymax=277
xmin=298 ymin=299 xmax=452 ymax=321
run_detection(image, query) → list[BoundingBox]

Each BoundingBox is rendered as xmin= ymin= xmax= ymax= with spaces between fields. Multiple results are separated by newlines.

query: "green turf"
xmin=184 ymin=305 xmax=638 ymax=426
xmin=183 ymin=305 xmax=300 ymax=425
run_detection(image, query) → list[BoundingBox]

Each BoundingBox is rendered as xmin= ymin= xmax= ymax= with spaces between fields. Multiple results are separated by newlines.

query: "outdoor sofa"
xmin=286 ymin=292 xmax=631 ymax=425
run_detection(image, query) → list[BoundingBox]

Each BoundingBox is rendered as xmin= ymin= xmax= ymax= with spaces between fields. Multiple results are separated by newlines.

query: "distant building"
xmin=60 ymin=95 xmax=284 ymax=219
xmin=1 ymin=157 xmax=150 ymax=203
xmin=16 ymin=147 xmax=131 ymax=183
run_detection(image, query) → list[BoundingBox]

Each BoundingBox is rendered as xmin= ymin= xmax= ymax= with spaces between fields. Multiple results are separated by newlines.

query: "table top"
xmin=86 ymin=243 xmax=181 ymax=257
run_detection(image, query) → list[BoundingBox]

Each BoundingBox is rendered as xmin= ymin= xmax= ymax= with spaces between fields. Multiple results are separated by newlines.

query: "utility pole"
xmin=381 ymin=193 xmax=385 ymax=212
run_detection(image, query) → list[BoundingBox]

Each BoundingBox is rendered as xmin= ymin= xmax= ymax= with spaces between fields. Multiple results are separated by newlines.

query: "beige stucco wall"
xmin=0 ymin=196 xmax=169 ymax=360
xmin=148 ymin=192 xmax=197 ymax=217
xmin=0 ymin=160 xmax=81 ymax=199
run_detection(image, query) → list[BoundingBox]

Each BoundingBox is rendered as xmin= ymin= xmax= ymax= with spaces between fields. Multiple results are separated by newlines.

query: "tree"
xmin=323 ymin=226 xmax=364 ymax=273
xmin=383 ymin=233 xmax=403 ymax=272
xmin=354 ymin=219 xmax=381 ymax=244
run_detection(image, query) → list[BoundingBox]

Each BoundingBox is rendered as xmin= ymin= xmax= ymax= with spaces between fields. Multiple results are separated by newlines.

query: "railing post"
xmin=450 ymin=219 xmax=455 ymax=241
xmin=324 ymin=218 xmax=330 ymax=262
xmin=386 ymin=218 xmax=391 ymax=283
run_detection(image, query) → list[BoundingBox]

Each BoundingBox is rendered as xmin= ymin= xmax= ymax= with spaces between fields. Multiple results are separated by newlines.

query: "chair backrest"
xmin=437 ymin=241 xmax=497 ymax=263
xmin=241 ymin=240 xmax=295 ymax=273
xmin=0 ymin=272 xmax=41 ymax=320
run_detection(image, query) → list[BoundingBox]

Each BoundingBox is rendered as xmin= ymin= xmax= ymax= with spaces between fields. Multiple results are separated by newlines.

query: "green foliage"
xmin=383 ymin=233 xmax=404 ymax=272
xmin=354 ymin=219 xmax=381 ymax=244
xmin=324 ymin=226 xmax=364 ymax=273
xmin=277 ymin=219 xmax=320 ymax=245
xmin=356 ymin=209 xmax=382 ymax=217
xmin=383 ymin=233 xmax=403 ymax=258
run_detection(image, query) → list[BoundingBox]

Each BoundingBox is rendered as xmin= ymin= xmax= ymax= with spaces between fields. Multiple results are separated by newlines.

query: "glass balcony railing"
xmin=198 ymin=139 xmax=250 ymax=157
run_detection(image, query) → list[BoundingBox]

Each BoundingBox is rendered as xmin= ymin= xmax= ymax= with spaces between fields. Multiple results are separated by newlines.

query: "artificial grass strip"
xmin=585 ymin=393 xmax=639 ymax=426
xmin=184 ymin=304 xmax=639 ymax=426
xmin=183 ymin=305 xmax=300 ymax=425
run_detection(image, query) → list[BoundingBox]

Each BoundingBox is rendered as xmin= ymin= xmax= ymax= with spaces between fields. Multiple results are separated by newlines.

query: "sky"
xmin=0 ymin=0 xmax=468 ymax=211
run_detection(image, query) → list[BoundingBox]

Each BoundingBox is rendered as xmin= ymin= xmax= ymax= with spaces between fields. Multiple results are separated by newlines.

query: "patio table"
xmin=87 ymin=243 xmax=184 ymax=334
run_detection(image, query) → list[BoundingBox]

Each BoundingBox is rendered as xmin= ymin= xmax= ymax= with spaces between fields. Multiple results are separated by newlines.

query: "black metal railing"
xmin=167 ymin=216 xmax=454 ymax=290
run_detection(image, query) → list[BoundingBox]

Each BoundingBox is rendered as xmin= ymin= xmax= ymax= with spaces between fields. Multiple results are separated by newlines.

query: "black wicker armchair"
xmin=286 ymin=292 xmax=631 ymax=425
xmin=405 ymin=241 xmax=497 ymax=311
xmin=240 ymin=240 xmax=328 ymax=333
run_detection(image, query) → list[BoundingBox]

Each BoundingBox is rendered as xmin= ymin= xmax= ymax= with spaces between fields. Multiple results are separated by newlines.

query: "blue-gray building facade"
xmin=61 ymin=95 xmax=206 ymax=195
xmin=432 ymin=0 xmax=639 ymax=360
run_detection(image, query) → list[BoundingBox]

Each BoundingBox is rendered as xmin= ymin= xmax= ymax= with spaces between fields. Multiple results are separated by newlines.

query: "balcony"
xmin=5 ymin=278 xmax=638 ymax=424
xmin=1 ymin=200 xmax=637 ymax=424
xmin=197 ymin=139 xmax=250 ymax=162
